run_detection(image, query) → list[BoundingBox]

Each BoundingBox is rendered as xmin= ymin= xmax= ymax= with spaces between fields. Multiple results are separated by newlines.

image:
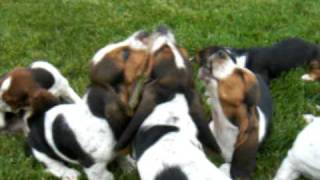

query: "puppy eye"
xmin=122 ymin=48 xmax=130 ymax=61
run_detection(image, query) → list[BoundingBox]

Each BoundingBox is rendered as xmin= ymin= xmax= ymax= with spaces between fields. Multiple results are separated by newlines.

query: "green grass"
xmin=0 ymin=0 xmax=320 ymax=179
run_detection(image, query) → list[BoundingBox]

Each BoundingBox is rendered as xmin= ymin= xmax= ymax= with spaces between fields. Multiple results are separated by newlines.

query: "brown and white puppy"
xmin=301 ymin=59 xmax=320 ymax=82
xmin=198 ymin=49 xmax=272 ymax=180
xmin=0 ymin=31 xmax=152 ymax=180
xmin=115 ymin=26 xmax=224 ymax=180
xmin=197 ymin=38 xmax=320 ymax=84
xmin=0 ymin=61 xmax=81 ymax=134
xmin=90 ymin=30 xmax=152 ymax=108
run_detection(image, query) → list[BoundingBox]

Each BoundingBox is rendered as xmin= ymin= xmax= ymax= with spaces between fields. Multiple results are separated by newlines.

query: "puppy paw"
xmin=62 ymin=169 xmax=80 ymax=180
xmin=301 ymin=74 xmax=314 ymax=82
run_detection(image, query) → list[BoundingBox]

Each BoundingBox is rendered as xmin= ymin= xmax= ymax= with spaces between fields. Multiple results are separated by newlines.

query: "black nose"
xmin=136 ymin=31 xmax=149 ymax=41
xmin=156 ymin=25 xmax=169 ymax=35
xmin=216 ymin=50 xmax=226 ymax=59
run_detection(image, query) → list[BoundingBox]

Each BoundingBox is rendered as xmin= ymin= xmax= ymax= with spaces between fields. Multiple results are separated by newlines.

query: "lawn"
xmin=0 ymin=0 xmax=320 ymax=179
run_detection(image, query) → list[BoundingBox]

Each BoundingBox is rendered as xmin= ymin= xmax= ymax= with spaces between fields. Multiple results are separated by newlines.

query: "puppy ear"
xmin=231 ymin=114 xmax=259 ymax=179
xmin=236 ymin=69 xmax=260 ymax=107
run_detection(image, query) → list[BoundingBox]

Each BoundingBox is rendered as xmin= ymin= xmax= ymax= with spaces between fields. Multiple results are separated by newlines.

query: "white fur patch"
xmin=301 ymin=74 xmax=315 ymax=81
xmin=0 ymin=76 xmax=13 ymax=112
xmin=137 ymin=94 xmax=230 ymax=180
xmin=0 ymin=76 xmax=12 ymax=92
xmin=209 ymin=55 xmax=236 ymax=80
xmin=257 ymin=107 xmax=267 ymax=142
xmin=274 ymin=119 xmax=320 ymax=179
xmin=92 ymin=31 xmax=147 ymax=65
xmin=0 ymin=112 xmax=5 ymax=128
xmin=235 ymin=55 xmax=248 ymax=68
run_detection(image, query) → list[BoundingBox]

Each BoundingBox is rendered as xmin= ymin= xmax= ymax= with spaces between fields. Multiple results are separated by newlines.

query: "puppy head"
xmin=91 ymin=30 xmax=152 ymax=104
xmin=0 ymin=68 xmax=40 ymax=112
xmin=199 ymin=49 xmax=237 ymax=81
xmin=148 ymin=26 xmax=190 ymax=83
xmin=302 ymin=59 xmax=320 ymax=81
xmin=195 ymin=46 xmax=226 ymax=66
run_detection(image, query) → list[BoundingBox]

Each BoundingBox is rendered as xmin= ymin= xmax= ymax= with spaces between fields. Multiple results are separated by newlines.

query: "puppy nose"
xmin=156 ymin=25 xmax=169 ymax=35
xmin=136 ymin=31 xmax=149 ymax=41
xmin=216 ymin=50 xmax=226 ymax=59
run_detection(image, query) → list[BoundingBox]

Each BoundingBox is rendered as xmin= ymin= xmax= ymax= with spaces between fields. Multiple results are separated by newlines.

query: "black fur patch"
xmin=86 ymin=85 xmax=129 ymax=140
xmin=52 ymin=114 xmax=94 ymax=168
xmin=155 ymin=166 xmax=188 ymax=180
xmin=30 ymin=68 xmax=55 ymax=89
xmin=134 ymin=125 xmax=179 ymax=160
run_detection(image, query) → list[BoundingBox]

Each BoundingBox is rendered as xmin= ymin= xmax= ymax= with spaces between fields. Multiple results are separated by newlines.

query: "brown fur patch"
xmin=307 ymin=59 xmax=320 ymax=81
xmin=90 ymin=46 xmax=150 ymax=105
xmin=2 ymin=68 xmax=41 ymax=111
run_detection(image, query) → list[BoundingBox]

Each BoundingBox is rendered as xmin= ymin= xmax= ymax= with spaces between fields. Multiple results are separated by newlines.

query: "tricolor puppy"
xmin=274 ymin=114 xmax=320 ymax=180
xmin=90 ymin=30 xmax=151 ymax=107
xmin=301 ymin=59 xmax=320 ymax=81
xmin=0 ymin=61 xmax=81 ymax=133
xmin=0 ymin=31 xmax=153 ymax=180
xmin=21 ymin=84 xmax=128 ymax=180
xmin=115 ymin=26 xmax=227 ymax=180
xmin=197 ymin=38 xmax=320 ymax=83
xmin=198 ymin=49 xmax=272 ymax=179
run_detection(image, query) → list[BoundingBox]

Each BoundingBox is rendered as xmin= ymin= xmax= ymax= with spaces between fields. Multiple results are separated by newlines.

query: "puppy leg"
xmin=273 ymin=155 xmax=300 ymax=180
xmin=116 ymin=155 xmax=136 ymax=173
xmin=32 ymin=149 xmax=80 ymax=180
xmin=84 ymin=162 xmax=114 ymax=180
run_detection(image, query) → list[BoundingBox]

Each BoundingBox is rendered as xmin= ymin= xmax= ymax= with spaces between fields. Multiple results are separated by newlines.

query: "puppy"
xmin=274 ymin=114 xmax=320 ymax=180
xmin=115 ymin=27 xmax=227 ymax=180
xmin=0 ymin=61 xmax=81 ymax=133
xmin=198 ymin=49 xmax=272 ymax=179
xmin=0 ymin=30 xmax=151 ymax=179
xmin=197 ymin=38 xmax=320 ymax=83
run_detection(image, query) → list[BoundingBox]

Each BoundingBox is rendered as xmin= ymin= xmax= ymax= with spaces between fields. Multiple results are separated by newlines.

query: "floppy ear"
xmin=231 ymin=106 xmax=259 ymax=180
xmin=185 ymin=89 xmax=221 ymax=153
xmin=236 ymin=69 xmax=260 ymax=107
xmin=114 ymin=81 xmax=168 ymax=151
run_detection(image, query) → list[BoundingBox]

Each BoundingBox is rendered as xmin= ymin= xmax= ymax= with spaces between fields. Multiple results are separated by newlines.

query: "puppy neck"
xmin=212 ymin=59 xmax=237 ymax=80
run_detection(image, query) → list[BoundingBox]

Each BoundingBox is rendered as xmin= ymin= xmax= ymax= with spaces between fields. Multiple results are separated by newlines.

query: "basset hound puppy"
xmin=301 ymin=59 xmax=320 ymax=82
xmin=0 ymin=61 xmax=81 ymax=134
xmin=197 ymin=38 xmax=320 ymax=83
xmin=115 ymin=26 xmax=228 ymax=180
xmin=198 ymin=49 xmax=272 ymax=179
xmin=0 ymin=30 xmax=150 ymax=180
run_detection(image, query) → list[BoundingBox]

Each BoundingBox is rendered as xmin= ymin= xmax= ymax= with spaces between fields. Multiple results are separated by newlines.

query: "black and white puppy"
xmin=0 ymin=61 xmax=82 ymax=133
xmin=115 ymin=27 xmax=228 ymax=180
xmin=197 ymin=38 xmax=320 ymax=83
xmin=198 ymin=49 xmax=272 ymax=179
